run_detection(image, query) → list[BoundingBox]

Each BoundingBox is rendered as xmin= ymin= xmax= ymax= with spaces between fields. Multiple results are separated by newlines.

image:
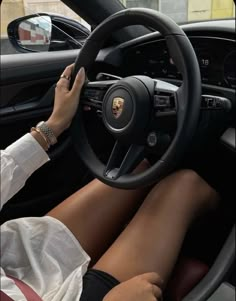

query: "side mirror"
xmin=7 ymin=13 xmax=90 ymax=53
xmin=7 ymin=14 xmax=52 ymax=53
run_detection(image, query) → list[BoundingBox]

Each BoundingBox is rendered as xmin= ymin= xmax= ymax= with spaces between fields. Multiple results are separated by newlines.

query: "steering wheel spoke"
xmin=81 ymin=80 xmax=118 ymax=110
xmin=104 ymin=141 xmax=144 ymax=180
xmin=152 ymin=79 xmax=178 ymax=131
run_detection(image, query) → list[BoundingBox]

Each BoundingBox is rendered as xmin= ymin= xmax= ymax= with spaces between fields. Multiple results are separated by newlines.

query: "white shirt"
xmin=0 ymin=134 xmax=90 ymax=300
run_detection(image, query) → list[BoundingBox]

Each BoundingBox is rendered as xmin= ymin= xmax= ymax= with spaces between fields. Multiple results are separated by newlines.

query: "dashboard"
xmin=91 ymin=20 xmax=235 ymax=151
xmin=122 ymin=36 xmax=236 ymax=89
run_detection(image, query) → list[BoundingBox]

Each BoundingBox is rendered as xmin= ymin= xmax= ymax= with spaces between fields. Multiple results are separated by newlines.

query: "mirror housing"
xmin=7 ymin=13 xmax=90 ymax=53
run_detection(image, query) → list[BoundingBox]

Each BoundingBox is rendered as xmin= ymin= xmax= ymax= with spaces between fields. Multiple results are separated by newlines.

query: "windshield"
xmin=119 ymin=0 xmax=235 ymax=24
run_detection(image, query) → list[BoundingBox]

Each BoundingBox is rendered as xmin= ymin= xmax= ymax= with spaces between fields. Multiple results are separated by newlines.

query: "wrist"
xmin=31 ymin=130 xmax=49 ymax=151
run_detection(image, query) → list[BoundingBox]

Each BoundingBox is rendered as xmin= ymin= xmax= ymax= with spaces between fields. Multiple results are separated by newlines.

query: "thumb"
xmin=71 ymin=67 xmax=86 ymax=98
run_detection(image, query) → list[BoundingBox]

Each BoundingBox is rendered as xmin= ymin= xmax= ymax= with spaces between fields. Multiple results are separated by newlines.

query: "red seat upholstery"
xmin=166 ymin=257 xmax=209 ymax=301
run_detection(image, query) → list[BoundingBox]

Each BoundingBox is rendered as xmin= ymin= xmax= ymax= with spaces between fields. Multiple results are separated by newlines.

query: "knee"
xmin=151 ymin=169 xmax=218 ymax=205
xmin=169 ymin=169 xmax=219 ymax=206
xmin=173 ymin=169 xmax=203 ymax=187
xmin=149 ymin=169 xmax=203 ymax=200
xmin=171 ymin=169 xmax=215 ymax=196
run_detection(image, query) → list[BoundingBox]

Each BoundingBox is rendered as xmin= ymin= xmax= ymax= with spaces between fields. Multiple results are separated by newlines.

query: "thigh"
xmin=47 ymin=161 xmax=149 ymax=263
xmin=93 ymin=170 xmax=219 ymax=283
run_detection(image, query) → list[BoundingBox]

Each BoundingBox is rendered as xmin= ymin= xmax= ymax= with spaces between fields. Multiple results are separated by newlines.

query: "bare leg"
xmin=94 ymin=170 xmax=219 ymax=285
xmin=47 ymin=161 xmax=149 ymax=263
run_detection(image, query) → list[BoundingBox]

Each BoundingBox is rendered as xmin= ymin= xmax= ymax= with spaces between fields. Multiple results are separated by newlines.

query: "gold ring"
xmin=60 ymin=74 xmax=71 ymax=80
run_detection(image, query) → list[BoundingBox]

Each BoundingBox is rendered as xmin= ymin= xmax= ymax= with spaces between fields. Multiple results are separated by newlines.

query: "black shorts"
xmin=80 ymin=269 xmax=120 ymax=301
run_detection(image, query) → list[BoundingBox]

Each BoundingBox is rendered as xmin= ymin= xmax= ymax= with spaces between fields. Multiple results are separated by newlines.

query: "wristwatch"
xmin=36 ymin=121 xmax=57 ymax=146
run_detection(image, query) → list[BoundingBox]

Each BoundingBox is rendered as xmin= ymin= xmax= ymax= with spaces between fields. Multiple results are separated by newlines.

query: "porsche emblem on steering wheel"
xmin=112 ymin=97 xmax=125 ymax=119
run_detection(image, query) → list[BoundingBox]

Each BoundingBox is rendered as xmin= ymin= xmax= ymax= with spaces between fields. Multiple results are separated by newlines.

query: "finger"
xmin=57 ymin=64 xmax=75 ymax=90
xmin=152 ymin=285 xmax=162 ymax=299
xmin=61 ymin=64 xmax=74 ymax=77
xmin=70 ymin=67 xmax=86 ymax=98
xmin=142 ymin=273 xmax=163 ymax=287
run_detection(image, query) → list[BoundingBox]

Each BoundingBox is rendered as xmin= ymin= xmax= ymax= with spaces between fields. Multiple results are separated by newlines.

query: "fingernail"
xmin=78 ymin=67 xmax=85 ymax=77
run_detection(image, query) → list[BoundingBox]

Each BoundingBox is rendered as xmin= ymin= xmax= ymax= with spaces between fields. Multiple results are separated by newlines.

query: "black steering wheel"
xmin=70 ymin=8 xmax=201 ymax=189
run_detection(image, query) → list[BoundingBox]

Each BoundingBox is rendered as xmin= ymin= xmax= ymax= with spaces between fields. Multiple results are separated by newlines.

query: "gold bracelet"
xmin=31 ymin=127 xmax=50 ymax=150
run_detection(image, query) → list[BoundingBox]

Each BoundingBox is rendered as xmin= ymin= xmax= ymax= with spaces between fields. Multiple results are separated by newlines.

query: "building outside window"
xmin=120 ymin=0 xmax=235 ymax=23
xmin=1 ymin=0 xmax=89 ymax=54
xmin=1 ymin=0 xmax=235 ymax=54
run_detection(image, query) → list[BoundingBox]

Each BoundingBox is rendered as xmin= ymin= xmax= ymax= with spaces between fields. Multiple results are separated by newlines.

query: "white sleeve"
xmin=0 ymin=133 xmax=49 ymax=210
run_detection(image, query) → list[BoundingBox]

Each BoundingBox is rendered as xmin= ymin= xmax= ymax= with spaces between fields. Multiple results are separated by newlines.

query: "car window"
xmin=1 ymin=0 xmax=90 ymax=55
xmin=119 ymin=0 xmax=235 ymax=24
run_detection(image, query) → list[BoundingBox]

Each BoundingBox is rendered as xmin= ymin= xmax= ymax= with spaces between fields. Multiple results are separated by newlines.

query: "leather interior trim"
xmin=1 ymin=50 xmax=78 ymax=85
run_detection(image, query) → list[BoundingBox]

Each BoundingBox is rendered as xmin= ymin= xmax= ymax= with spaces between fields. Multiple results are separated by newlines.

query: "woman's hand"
xmin=103 ymin=272 xmax=163 ymax=301
xmin=46 ymin=64 xmax=85 ymax=138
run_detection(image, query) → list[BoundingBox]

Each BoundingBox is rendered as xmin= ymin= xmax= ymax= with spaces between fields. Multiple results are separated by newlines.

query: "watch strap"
xmin=36 ymin=121 xmax=57 ymax=146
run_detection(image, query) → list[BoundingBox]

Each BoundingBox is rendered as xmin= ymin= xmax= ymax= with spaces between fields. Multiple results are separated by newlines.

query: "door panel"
xmin=1 ymin=50 xmax=79 ymax=85
xmin=0 ymin=50 xmax=95 ymax=224
xmin=0 ymin=78 xmax=56 ymax=109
